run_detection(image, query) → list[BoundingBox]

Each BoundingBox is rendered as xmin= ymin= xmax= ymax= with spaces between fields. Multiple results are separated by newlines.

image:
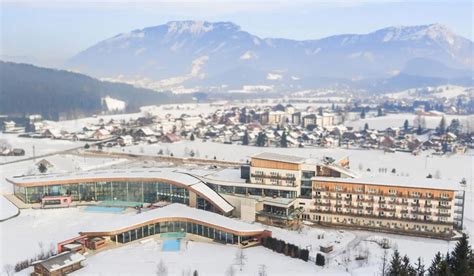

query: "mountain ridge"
xmin=67 ymin=21 xmax=473 ymax=92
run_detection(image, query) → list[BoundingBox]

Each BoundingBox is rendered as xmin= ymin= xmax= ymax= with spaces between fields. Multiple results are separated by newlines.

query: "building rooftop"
xmin=80 ymin=203 xmax=265 ymax=234
xmin=8 ymin=168 xmax=201 ymax=186
xmin=312 ymin=176 xmax=461 ymax=191
xmin=251 ymin=152 xmax=306 ymax=164
xmin=37 ymin=251 xmax=85 ymax=272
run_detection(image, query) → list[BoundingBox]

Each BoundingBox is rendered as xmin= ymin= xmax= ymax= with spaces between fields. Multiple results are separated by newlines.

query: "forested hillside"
xmin=0 ymin=61 xmax=192 ymax=120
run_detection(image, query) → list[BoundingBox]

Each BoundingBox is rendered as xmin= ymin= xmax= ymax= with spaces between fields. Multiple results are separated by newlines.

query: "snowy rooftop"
xmin=8 ymin=168 xmax=202 ymax=186
xmin=204 ymin=168 xmax=246 ymax=183
xmin=38 ymin=251 xmax=85 ymax=272
xmin=312 ymin=176 xmax=461 ymax=191
xmin=251 ymin=152 xmax=306 ymax=164
xmin=80 ymin=203 xmax=265 ymax=234
xmin=251 ymin=152 xmax=349 ymax=166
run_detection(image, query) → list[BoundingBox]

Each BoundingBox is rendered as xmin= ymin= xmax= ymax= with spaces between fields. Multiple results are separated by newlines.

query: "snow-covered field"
xmin=72 ymin=241 xmax=342 ymax=276
xmin=0 ymin=133 xmax=85 ymax=163
xmin=344 ymin=113 xmax=473 ymax=131
xmin=0 ymin=195 xmax=18 ymax=221
xmin=1 ymin=205 xmax=458 ymax=276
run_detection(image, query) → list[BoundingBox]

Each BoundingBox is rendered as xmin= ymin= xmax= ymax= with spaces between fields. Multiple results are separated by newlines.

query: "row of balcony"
xmin=315 ymin=200 xmax=452 ymax=210
xmin=315 ymin=189 xmax=453 ymax=201
xmin=309 ymin=209 xmax=452 ymax=225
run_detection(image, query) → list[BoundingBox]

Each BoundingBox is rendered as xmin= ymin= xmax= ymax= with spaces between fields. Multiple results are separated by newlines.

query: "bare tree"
xmin=3 ymin=264 xmax=14 ymax=276
xmin=234 ymin=248 xmax=247 ymax=271
xmin=258 ymin=264 xmax=268 ymax=276
xmin=156 ymin=259 xmax=168 ymax=276
xmin=380 ymin=249 xmax=389 ymax=276
xmin=225 ymin=265 xmax=235 ymax=276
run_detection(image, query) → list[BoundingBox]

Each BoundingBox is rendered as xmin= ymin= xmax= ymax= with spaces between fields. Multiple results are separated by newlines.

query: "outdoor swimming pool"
xmin=162 ymin=239 xmax=181 ymax=251
xmin=84 ymin=206 xmax=125 ymax=213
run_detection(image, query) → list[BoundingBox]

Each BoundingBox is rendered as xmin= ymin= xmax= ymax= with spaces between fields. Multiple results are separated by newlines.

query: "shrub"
xmin=316 ymin=253 xmax=325 ymax=266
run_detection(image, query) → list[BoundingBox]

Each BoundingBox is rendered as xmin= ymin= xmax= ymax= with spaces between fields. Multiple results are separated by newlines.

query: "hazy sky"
xmin=1 ymin=0 xmax=473 ymax=67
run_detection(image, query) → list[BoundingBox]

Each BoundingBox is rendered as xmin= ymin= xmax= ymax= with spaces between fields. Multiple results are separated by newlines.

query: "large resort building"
xmin=9 ymin=169 xmax=234 ymax=215
xmin=7 ymin=152 xmax=465 ymax=239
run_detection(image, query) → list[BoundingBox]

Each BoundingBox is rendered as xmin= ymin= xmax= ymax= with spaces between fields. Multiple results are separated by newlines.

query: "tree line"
xmin=382 ymin=234 xmax=473 ymax=276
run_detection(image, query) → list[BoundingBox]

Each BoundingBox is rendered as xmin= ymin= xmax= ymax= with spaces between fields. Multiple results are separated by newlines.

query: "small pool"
xmin=84 ymin=206 xmax=124 ymax=213
xmin=162 ymin=239 xmax=181 ymax=251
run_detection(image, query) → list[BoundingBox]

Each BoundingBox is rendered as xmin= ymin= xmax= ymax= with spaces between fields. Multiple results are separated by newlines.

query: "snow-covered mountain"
xmin=67 ymin=21 xmax=473 ymax=92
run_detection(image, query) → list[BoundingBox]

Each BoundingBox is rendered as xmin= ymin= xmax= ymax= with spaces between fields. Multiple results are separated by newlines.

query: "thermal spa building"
xmin=8 ymin=169 xmax=234 ymax=215
xmin=7 ymin=152 xmax=466 ymax=239
xmin=58 ymin=203 xmax=270 ymax=253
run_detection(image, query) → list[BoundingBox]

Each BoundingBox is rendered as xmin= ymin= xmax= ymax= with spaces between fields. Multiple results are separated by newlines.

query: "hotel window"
xmin=368 ymin=188 xmax=376 ymax=194
xmin=440 ymin=193 xmax=449 ymax=199
xmin=440 ymin=201 xmax=449 ymax=206
xmin=426 ymin=192 xmax=433 ymax=198
xmin=355 ymin=187 xmax=363 ymax=193
xmin=412 ymin=192 xmax=420 ymax=198
xmin=335 ymin=186 xmax=343 ymax=191
xmin=389 ymin=189 xmax=397 ymax=195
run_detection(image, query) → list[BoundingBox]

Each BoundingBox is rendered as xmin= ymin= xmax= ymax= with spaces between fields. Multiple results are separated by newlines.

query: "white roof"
xmin=81 ymin=203 xmax=263 ymax=233
xmin=9 ymin=168 xmax=201 ymax=186
xmin=251 ymin=152 xmax=306 ymax=164
xmin=312 ymin=176 xmax=461 ymax=191
xmin=190 ymin=182 xmax=234 ymax=213
xmin=39 ymin=251 xmax=85 ymax=272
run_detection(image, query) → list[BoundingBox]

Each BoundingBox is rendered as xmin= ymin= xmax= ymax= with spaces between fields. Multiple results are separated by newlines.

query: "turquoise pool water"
xmin=84 ymin=206 xmax=124 ymax=213
xmin=162 ymin=239 xmax=181 ymax=251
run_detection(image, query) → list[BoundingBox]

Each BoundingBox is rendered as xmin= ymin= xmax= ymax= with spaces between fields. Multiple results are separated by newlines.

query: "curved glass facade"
xmin=16 ymin=181 xmax=190 ymax=205
xmin=110 ymin=219 xmax=258 ymax=245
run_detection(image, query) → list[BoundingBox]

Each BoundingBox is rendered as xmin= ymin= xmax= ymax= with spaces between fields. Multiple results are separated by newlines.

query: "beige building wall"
xmin=222 ymin=194 xmax=257 ymax=223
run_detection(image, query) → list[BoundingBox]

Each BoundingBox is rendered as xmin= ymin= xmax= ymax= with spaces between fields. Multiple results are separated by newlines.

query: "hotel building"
xmin=7 ymin=153 xmax=465 ymax=239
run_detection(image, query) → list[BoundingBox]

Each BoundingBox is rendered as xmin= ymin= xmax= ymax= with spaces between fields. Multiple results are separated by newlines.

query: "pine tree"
xmin=256 ymin=132 xmax=267 ymax=147
xmin=190 ymin=133 xmax=195 ymax=141
xmin=388 ymin=250 xmax=403 ymax=276
xmin=402 ymin=255 xmax=415 ymax=275
xmin=428 ymin=252 xmax=443 ymax=275
xmin=404 ymin=119 xmax=409 ymax=131
xmin=364 ymin=123 xmax=369 ymax=131
xmin=450 ymin=234 xmax=472 ymax=276
xmin=38 ymin=163 xmax=48 ymax=173
xmin=242 ymin=130 xmax=249 ymax=145
xmin=388 ymin=250 xmax=402 ymax=276
xmin=280 ymin=132 xmax=288 ymax=148
xmin=415 ymin=257 xmax=425 ymax=276
xmin=360 ymin=109 xmax=366 ymax=119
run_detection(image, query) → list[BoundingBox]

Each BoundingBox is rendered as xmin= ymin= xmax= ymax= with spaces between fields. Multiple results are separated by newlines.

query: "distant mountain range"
xmin=0 ymin=61 xmax=192 ymax=120
xmin=67 ymin=21 xmax=473 ymax=92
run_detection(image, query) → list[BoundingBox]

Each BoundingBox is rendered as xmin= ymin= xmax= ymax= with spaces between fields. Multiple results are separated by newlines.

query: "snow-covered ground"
xmin=2 ymin=204 xmax=458 ymax=276
xmin=0 ymin=133 xmax=85 ymax=163
xmin=0 ymin=113 xmax=472 ymax=275
xmin=0 ymin=195 xmax=18 ymax=221
xmin=386 ymin=85 xmax=472 ymax=100
xmin=71 ymin=241 xmax=344 ymax=276
xmin=344 ymin=113 xmax=473 ymax=131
